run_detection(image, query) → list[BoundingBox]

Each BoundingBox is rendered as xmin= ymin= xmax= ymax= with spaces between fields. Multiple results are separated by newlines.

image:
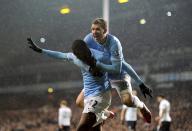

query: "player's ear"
xmin=103 ymin=28 xmax=107 ymax=34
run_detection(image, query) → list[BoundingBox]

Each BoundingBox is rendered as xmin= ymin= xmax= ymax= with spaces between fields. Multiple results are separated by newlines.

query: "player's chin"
xmin=94 ymin=37 xmax=101 ymax=42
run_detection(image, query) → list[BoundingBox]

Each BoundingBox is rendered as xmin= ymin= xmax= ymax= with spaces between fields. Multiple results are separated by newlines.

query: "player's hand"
xmin=89 ymin=66 xmax=103 ymax=77
xmin=155 ymin=116 xmax=160 ymax=122
xmin=139 ymin=83 xmax=153 ymax=98
xmin=27 ymin=38 xmax=42 ymax=53
xmin=155 ymin=116 xmax=161 ymax=125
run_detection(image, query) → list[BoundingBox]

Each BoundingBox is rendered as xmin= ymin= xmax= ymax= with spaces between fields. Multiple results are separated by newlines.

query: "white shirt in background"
xmin=159 ymin=99 xmax=171 ymax=122
xmin=123 ymin=105 xmax=137 ymax=121
xmin=58 ymin=106 xmax=72 ymax=126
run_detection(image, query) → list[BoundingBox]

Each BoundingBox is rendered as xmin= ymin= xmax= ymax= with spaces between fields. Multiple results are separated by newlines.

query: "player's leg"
xmin=77 ymin=91 xmax=111 ymax=131
xmin=77 ymin=112 xmax=100 ymax=131
xmin=111 ymin=75 xmax=134 ymax=106
xmin=76 ymin=90 xmax=115 ymax=121
xmin=76 ymin=89 xmax=84 ymax=108
xmin=159 ymin=121 xmax=171 ymax=131
xmin=112 ymin=75 xmax=151 ymax=123
xmin=127 ymin=121 xmax=137 ymax=131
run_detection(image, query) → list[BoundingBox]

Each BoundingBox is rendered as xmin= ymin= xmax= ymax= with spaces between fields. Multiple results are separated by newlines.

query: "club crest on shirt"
xmin=113 ymin=50 xmax=120 ymax=56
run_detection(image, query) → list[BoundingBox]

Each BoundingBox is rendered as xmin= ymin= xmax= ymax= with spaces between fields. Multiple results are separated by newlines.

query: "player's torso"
xmin=85 ymin=33 xmax=112 ymax=65
xmin=160 ymin=100 xmax=171 ymax=121
xmin=85 ymin=33 xmax=127 ymax=80
xmin=81 ymin=34 xmax=113 ymax=97
xmin=125 ymin=107 xmax=137 ymax=121
xmin=59 ymin=107 xmax=71 ymax=125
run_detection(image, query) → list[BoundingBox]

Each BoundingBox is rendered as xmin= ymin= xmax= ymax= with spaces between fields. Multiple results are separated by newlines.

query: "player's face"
xmin=157 ymin=97 xmax=162 ymax=103
xmin=91 ymin=24 xmax=106 ymax=43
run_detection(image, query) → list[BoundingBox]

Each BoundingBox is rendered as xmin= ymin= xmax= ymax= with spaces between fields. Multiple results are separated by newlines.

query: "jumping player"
xmin=27 ymin=38 xmax=113 ymax=131
xmin=75 ymin=18 xmax=152 ymax=124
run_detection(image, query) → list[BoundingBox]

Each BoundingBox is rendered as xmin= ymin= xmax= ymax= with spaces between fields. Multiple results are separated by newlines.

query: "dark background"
xmin=0 ymin=0 xmax=192 ymax=130
xmin=0 ymin=0 xmax=191 ymax=88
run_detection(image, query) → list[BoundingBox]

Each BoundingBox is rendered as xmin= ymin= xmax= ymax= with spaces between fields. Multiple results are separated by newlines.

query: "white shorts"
xmin=83 ymin=90 xmax=111 ymax=120
xmin=110 ymin=74 xmax=132 ymax=96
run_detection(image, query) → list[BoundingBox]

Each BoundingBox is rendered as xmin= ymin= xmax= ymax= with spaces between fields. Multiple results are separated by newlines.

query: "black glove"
xmin=27 ymin=38 xmax=42 ymax=53
xmin=139 ymin=83 xmax=153 ymax=98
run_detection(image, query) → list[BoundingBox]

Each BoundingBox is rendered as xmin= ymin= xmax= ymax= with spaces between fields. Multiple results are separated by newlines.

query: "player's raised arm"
xmin=122 ymin=61 xmax=152 ymax=98
xmin=27 ymin=38 xmax=102 ymax=77
xmin=27 ymin=37 xmax=69 ymax=60
xmin=122 ymin=61 xmax=143 ymax=85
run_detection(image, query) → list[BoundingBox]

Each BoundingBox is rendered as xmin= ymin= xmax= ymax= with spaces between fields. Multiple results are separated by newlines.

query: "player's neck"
xmin=99 ymin=35 xmax=107 ymax=45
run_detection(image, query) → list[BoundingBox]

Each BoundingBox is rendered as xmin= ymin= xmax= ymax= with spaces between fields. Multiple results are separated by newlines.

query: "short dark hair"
xmin=72 ymin=39 xmax=95 ymax=66
xmin=157 ymin=94 xmax=165 ymax=98
xmin=92 ymin=18 xmax=107 ymax=30
xmin=60 ymin=100 xmax=67 ymax=106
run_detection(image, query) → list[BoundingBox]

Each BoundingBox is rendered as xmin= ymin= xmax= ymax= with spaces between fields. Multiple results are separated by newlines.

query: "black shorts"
xmin=126 ymin=121 xmax=137 ymax=130
xmin=159 ymin=121 xmax=171 ymax=131
xmin=58 ymin=126 xmax=70 ymax=131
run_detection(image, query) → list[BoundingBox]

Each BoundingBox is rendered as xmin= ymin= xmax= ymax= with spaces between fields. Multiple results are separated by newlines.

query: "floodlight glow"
xmin=48 ymin=87 xmax=54 ymax=93
xmin=118 ymin=0 xmax=129 ymax=4
xmin=167 ymin=11 xmax=172 ymax=16
xmin=140 ymin=19 xmax=146 ymax=24
xmin=60 ymin=7 xmax=70 ymax=14
xmin=40 ymin=37 xmax=46 ymax=43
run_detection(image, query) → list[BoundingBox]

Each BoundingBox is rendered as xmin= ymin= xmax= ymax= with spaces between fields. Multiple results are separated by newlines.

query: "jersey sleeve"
xmin=84 ymin=35 xmax=88 ymax=42
xmin=42 ymin=49 xmax=72 ymax=61
xmin=122 ymin=61 xmax=143 ymax=85
xmin=42 ymin=49 xmax=90 ymax=71
xmin=96 ymin=37 xmax=123 ymax=73
xmin=110 ymin=37 xmax=123 ymax=62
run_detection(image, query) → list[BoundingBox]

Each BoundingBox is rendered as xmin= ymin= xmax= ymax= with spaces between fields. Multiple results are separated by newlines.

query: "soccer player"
xmin=76 ymin=18 xmax=152 ymax=124
xmin=58 ymin=100 xmax=72 ymax=131
xmin=27 ymin=38 xmax=113 ymax=131
xmin=155 ymin=95 xmax=171 ymax=131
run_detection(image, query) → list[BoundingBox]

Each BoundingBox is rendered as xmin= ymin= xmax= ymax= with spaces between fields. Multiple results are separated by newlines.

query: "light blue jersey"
xmin=42 ymin=49 xmax=111 ymax=98
xmin=84 ymin=33 xmax=143 ymax=85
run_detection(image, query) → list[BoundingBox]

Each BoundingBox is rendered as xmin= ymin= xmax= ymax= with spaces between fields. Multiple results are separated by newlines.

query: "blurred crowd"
xmin=0 ymin=86 xmax=191 ymax=131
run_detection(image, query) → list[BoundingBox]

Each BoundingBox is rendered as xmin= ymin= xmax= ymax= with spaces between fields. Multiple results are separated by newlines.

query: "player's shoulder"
xmin=107 ymin=34 xmax=122 ymax=50
xmin=108 ymin=34 xmax=120 ymax=42
xmin=107 ymin=34 xmax=121 ymax=46
xmin=84 ymin=33 xmax=99 ymax=49
xmin=160 ymin=99 xmax=169 ymax=107
xmin=164 ymin=99 xmax=170 ymax=105
xmin=84 ymin=33 xmax=93 ymax=41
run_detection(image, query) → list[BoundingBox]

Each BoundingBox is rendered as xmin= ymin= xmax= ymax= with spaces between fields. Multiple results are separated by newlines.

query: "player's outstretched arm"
xmin=27 ymin=37 xmax=69 ymax=60
xmin=122 ymin=61 xmax=153 ymax=98
xmin=122 ymin=61 xmax=143 ymax=85
xmin=96 ymin=60 xmax=121 ymax=74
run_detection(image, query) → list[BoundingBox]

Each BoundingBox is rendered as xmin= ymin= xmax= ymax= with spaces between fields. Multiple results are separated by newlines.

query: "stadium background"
xmin=0 ymin=0 xmax=191 ymax=130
